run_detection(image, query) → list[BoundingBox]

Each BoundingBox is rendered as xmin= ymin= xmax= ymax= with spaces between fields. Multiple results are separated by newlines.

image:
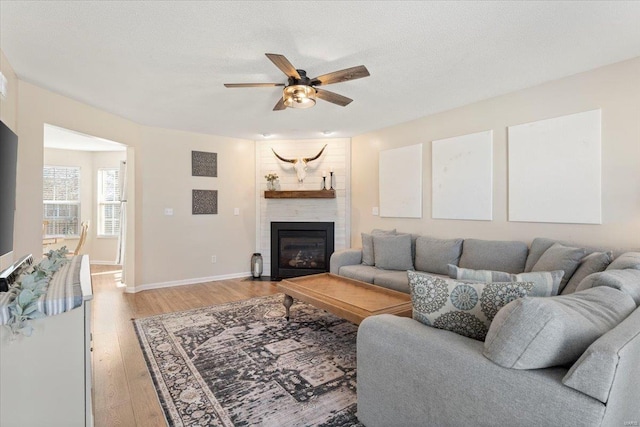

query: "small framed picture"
xmin=192 ymin=190 xmax=218 ymax=215
xmin=192 ymin=151 xmax=217 ymax=177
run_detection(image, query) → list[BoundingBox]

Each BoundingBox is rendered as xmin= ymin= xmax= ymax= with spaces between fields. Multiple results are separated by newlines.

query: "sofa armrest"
xmin=357 ymin=315 xmax=604 ymax=427
xmin=564 ymin=307 xmax=640 ymax=425
xmin=329 ymin=248 xmax=362 ymax=274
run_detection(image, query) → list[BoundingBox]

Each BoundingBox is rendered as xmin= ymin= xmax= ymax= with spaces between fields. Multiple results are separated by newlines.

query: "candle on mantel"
xmin=322 ymin=170 xmax=327 ymax=177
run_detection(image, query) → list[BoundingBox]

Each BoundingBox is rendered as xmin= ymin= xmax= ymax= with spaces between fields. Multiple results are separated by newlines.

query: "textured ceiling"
xmin=2 ymin=1 xmax=640 ymax=141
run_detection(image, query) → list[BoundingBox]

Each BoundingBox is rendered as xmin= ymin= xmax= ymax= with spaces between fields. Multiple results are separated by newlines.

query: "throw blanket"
xmin=0 ymin=255 xmax=84 ymax=325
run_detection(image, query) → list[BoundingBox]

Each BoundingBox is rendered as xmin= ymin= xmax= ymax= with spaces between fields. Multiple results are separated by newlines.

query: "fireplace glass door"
xmin=270 ymin=221 xmax=335 ymax=280
xmin=279 ymin=232 xmax=326 ymax=271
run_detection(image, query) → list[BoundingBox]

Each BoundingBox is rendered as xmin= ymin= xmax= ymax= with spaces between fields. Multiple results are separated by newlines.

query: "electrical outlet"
xmin=211 ymin=255 xmax=217 ymax=263
xmin=372 ymin=207 xmax=379 ymax=216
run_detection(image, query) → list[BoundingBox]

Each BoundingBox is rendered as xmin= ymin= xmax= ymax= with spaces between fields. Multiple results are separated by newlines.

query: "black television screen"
xmin=0 ymin=120 xmax=18 ymax=258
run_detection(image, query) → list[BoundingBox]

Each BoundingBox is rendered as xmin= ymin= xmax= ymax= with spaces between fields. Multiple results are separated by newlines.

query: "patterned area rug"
xmin=134 ymin=294 xmax=361 ymax=427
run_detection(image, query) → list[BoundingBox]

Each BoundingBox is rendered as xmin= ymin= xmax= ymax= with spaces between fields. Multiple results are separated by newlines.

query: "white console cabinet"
xmin=0 ymin=255 xmax=93 ymax=427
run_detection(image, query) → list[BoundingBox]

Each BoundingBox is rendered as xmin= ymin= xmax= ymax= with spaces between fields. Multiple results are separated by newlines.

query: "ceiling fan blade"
xmin=273 ymin=97 xmax=286 ymax=111
xmin=315 ymin=88 xmax=353 ymax=107
xmin=312 ymin=65 xmax=370 ymax=86
xmin=265 ymin=53 xmax=301 ymax=80
xmin=224 ymin=83 xmax=285 ymax=88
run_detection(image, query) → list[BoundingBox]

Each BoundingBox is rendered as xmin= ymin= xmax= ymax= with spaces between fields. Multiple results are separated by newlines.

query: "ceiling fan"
xmin=224 ymin=53 xmax=370 ymax=111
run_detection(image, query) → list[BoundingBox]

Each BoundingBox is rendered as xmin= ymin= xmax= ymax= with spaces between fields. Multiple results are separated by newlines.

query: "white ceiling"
xmin=44 ymin=124 xmax=126 ymax=152
xmin=2 ymin=1 xmax=640 ymax=141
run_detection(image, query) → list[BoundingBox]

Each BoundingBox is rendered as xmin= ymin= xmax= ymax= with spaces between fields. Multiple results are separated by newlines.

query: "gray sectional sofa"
xmin=329 ymin=235 xmax=640 ymax=427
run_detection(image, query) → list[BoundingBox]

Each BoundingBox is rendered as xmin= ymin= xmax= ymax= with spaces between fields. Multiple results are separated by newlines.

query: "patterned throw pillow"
xmin=447 ymin=264 xmax=563 ymax=297
xmin=407 ymin=271 xmax=533 ymax=341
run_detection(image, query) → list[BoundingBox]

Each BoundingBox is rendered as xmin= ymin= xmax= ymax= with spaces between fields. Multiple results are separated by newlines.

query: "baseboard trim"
xmin=125 ymin=271 xmax=252 ymax=293
xmin=89 ymin=260 xmax=119 ymax=265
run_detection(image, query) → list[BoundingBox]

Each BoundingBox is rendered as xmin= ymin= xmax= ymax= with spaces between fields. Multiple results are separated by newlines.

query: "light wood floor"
xmin=90 ymin=265 xmax=278 ymax=426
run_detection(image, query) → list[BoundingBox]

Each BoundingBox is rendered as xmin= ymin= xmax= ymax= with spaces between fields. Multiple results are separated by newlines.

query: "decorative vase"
xmin=267 ymin=181 xmax=276 ymax=191
xmin=251 ymin=253 xmax=263 ymax=279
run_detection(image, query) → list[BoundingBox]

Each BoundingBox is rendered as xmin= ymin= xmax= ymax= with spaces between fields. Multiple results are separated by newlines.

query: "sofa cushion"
xmin=459 ymin=239 xmax=528 ymax=273
xmin=525 ymin=238 xmax=561 ymax=272
xmin=414 ymin=236 xmax=463 ymax=275
xmin=483 ymin=287 xmax=636 ymax=370
xmin=532 ymin=243 xmax=586 ymax=292
xmin=361 ymin=229 xmax=396 ymax=266
xmin=576 ymin=269 xmax=640 ymax=305
xmin=373 ymin=234 xmax=414 ymax=271
xmin=373 ymin=270 xmax=411 ymax=293
xmin=339 ymin=264 xmax=377 ymax=283
xmin=407 ymin=271 xmax=533 ymax=341
xmin=606 ymin=252 xmax=640 ymax=271
xmin=524 ymin=237 xmax=616 ymax=272
xmin=562 ymin=251 xmax=613 ymax=295
xmin=448 ymin=264 xmax=563 ymax=297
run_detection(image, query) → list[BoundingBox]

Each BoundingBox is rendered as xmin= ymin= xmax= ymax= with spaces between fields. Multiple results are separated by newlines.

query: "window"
xmin=43 ymin=166 xmax=81 ymax=236
xmin=97 ymin=168 xmax=120 ymax=236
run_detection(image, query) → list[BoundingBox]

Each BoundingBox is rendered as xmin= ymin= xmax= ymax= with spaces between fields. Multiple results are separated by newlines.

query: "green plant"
xmin=5 ymin=246 xmax=70 ymax=338
xmin=265 ymin=172 xmax=279 ymax=183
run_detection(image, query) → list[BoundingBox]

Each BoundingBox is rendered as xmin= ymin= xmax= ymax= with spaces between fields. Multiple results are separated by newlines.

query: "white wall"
xmin=256 ymin=139 xmax=351 ymax=276
xmin=351 ymin=57 xmax=640 ymax=250
xmin=14 ymin=79 xmax=256 ymax=292
xmin=136 ymin=125 xmax=255 ymax=288
xmin=16 ymin=81 xmax=140 ymax=288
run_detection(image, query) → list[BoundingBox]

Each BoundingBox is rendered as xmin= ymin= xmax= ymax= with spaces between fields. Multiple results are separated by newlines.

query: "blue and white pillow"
xmin=447 ymin=264 xmax=563 ymax=297
xmin=408 ymin=271 xmax=533 ymax=341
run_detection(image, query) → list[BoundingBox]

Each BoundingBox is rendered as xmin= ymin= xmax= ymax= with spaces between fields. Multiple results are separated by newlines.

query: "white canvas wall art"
xmin=432 ymin=130 xmax=493 ymax=221
xmin=379 ymin=144 xmax=423 ymax=218
xmin=508 ymin=109 xmax=601 ymax=224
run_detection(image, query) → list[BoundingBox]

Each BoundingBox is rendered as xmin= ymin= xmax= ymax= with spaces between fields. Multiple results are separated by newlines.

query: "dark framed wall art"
xmin=192 ymin=151 xmax=217 ymax=177
xmin=192 ymin=189 xmax=218 ymax=215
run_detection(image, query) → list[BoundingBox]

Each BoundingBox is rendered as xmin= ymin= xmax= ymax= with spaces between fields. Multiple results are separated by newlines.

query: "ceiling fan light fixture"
xmin=283 ymin=85 xmax=316 ymax=109
xmin=224 ymin=53 xmax=369 ymax=111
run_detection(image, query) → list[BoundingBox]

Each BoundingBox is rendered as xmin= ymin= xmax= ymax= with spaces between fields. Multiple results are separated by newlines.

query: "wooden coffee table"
xmin=276 ymin=273 xmax=412 ymax=325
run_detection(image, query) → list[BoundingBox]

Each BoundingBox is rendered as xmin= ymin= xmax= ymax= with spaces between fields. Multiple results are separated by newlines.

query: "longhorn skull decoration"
xmin=271 ymin=144 xmax=327 ymax=183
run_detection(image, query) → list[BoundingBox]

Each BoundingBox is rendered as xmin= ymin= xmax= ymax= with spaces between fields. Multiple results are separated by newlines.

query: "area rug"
xmin=134 ymin=294 xmax=361 ymax=427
